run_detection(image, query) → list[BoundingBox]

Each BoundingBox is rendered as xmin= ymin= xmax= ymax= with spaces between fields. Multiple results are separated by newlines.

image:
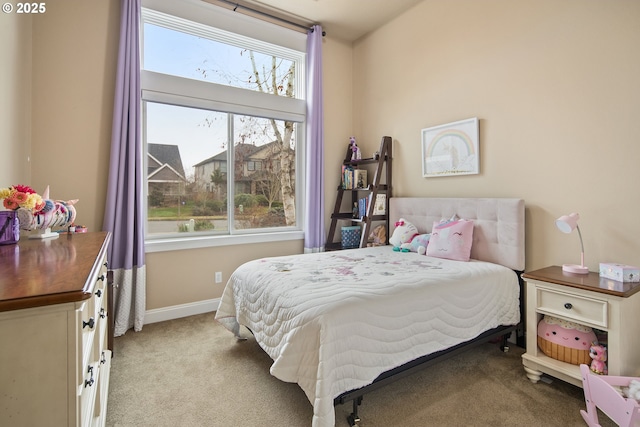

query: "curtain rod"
xmin=215 ymin=0 xmax=325 ymax=36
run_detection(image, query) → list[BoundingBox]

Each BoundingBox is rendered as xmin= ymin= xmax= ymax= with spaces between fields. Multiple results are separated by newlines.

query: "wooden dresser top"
xmin=0 ymin=231 xmax=111 ymax=312
xmin=522 ymin=265 xmax=640 ymax=298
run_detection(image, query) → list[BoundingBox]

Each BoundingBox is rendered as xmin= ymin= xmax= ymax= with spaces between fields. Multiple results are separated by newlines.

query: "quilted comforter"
xmin=215 ymin=246 xmax=520 ymax=427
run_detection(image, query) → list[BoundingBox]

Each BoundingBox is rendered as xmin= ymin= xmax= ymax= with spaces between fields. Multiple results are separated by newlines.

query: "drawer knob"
xmin=98 ymin=274 xmax=106 ymax=282
xmin=100 ymin=308 xmax=106 ymax=319
xmin=95 ymin=289 xmax=102 ymax=298
xmin=83 ymin=317 xmax=95 ymax=329
xmin=564 ymin=303 xmax=573 ymax=310
xmin=85 ymin=366 xmax=94 ymax=388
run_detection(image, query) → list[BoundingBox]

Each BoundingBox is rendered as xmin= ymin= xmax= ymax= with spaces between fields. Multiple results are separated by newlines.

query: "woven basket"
xmin=538 ymin=336 xmax=591 ymax=365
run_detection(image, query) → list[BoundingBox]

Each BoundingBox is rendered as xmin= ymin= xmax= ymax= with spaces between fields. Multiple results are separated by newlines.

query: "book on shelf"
xmin=373 ymin=194 xmax=386 ymax=215
xmin=342 ymin=167 xmax=367 ymax=190
xmin=353 ymin=169 xmax=367 ymax=188
xmin=358 ymin=196 xmax=369 ymax=219
xmin=342 ymin=165 xmax=354 ymax=189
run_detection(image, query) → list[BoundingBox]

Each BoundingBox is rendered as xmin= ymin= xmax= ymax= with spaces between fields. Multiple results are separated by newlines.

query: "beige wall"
xmin=0 ymin=12 xmax=31 ymax=185
xmin=352 ymin=0 xmax=640 ymax=272
xmin=6 ymin=0 xmax=638 ymax=313
xmin=30 ymin=2 xmax=118 ymax=230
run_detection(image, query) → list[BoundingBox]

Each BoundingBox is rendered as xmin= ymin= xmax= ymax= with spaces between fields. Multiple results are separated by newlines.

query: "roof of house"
xmin=148 ymin=143 xmax=186 ymax=178
xmin=193 ymin=142 xmax=285 ymax=167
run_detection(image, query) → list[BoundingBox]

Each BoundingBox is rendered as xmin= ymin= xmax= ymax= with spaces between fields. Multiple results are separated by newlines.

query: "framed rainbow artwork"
xmin=421 ymin=117 xmax=479 ymax=177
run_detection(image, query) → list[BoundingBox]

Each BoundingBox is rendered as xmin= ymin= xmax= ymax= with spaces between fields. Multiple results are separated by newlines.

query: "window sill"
xmin=145 ymin=230 xmax=304 ymax=253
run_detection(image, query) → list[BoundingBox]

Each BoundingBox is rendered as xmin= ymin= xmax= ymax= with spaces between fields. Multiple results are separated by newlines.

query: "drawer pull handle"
xmin=97 ymin=274 xmax=106 ymax=282
xmin=100 ymin=308 xmax=106 ymax=319
xmin=103 ymin=261 xmax=108 ymax=268
xmin=83 ymin=317 xmax=95 ymax=329
xmin=85 ymin=366 xmax=94 ymax=388
xmin=100 ymin=352 xmax=107 ymax=364
xmin=95 ymin=289 xmax=102 ymax=298
xmin=564 ymin=303 xmax=573 ymax=310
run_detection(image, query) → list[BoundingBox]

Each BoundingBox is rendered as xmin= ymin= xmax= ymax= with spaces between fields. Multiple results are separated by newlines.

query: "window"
xmin=141 ymin=1 xmax=306 ymax=250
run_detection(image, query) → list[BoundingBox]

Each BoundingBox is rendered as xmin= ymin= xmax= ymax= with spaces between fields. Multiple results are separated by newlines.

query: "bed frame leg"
xmin=500 ymin=333 xmax=510 ymax=353
xmin=347 ymin=396 xmax=363 ymax=427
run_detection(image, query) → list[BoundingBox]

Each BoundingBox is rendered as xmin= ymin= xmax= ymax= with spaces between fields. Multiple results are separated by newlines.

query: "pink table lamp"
xmin=556 ymin=212 xmax=589 ymax=274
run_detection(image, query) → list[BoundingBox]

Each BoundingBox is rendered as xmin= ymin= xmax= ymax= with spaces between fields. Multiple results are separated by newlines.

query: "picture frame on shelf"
xmin=421 ymin=117 xmax=479 ymax=178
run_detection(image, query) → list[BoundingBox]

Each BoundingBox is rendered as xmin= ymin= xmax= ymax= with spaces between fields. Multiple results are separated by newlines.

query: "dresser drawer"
xmin=536 ymin=285 xmax=608 ymax=328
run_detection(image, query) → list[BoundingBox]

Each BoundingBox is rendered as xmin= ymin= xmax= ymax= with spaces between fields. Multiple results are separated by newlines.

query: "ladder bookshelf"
xmin=326 ymin=136 xmax=392 ymax=250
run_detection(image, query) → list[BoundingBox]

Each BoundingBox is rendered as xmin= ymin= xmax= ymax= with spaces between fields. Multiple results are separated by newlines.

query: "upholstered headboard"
xmin=389 ymin=198 xmax=525 ymax=271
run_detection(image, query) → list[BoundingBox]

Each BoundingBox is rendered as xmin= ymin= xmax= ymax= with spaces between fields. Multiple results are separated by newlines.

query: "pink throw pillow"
xmin=426 ymin=219 xmax=474 ymax=261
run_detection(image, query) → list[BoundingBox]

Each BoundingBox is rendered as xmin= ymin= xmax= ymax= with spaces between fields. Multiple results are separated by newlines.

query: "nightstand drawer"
xmin=536 ymin=285 xmax=608 ymax=328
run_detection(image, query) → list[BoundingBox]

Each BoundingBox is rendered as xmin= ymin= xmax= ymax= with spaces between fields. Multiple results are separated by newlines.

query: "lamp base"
xmin=562 ymin=264 xmax=589 ymax=274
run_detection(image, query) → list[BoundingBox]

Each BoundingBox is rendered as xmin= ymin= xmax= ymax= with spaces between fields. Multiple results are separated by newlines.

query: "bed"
xmin=215 ymin=197 xmax=525 ymax=427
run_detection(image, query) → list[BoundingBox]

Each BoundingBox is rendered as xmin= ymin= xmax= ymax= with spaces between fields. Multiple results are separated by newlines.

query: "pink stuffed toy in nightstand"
xmin=589 ymin=343 xmax=608 ymax=375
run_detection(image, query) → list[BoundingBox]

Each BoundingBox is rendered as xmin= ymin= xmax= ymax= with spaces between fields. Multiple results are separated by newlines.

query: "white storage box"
xmin=599 ymin=263 xmax=640 ymax=282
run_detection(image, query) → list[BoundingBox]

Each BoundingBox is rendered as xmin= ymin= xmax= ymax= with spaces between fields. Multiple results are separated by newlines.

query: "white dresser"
xmin=0 ymin=232 xmax=112 ymax=427
xmin=521 ymin=266 xmax=640 ymax=387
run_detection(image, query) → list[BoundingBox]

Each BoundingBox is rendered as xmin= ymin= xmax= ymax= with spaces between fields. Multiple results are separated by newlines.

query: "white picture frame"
xmin=421 ymin=117 xmax=479 ymax=177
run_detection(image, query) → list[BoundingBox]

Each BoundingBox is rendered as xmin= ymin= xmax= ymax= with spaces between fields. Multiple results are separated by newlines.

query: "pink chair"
xmin=580 ymin=364 xmax=640 ymax=427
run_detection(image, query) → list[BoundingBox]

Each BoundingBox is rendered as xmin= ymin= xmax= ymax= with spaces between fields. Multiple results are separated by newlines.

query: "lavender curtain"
xmin=103 ymin=0 xmax=146 ymax=336
xmin=304 ymin=25 xmax=325 ymax=253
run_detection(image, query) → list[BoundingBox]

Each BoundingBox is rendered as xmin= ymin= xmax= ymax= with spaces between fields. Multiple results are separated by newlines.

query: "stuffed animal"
xmin=349 ymin=136 xmax=361 ymax=160
xmin=389 ymin=219 xmax=419 ymax=252
xmin=537 ymin=315 xmax=596 ymax=365
xmin=409 ymin=233 xmax=431 ymax=255
xmin=589 ymin=343 xmax=608 ymax=375
xmin=623 ymin=379 xmax=640 ymax=401
xmin=367 ymin=224 xmax=387 ymax=247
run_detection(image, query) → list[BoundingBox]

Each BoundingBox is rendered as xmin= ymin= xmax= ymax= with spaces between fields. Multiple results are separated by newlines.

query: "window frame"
xmin=141 ymin=0 xmax=307 ymax=253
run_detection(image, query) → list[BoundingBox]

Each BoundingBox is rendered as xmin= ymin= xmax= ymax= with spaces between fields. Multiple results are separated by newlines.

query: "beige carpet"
xmin=106 ymin=312 xmax=614 ymax=427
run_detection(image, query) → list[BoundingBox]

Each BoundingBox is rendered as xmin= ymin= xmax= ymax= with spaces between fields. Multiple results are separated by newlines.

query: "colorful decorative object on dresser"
xmin=1 ymin=185 xmax=78 ymax=239
xmin=0 ymin=211 xmax=20 ymax=245
xmin=537 ymin=315 xmax=597 ymax=365
xmin=555 ymin=212 xmax=589 ymax=274
xmin=1 ymin=184 xmax=45 ymax=242
xmin=15 ymin=186 xmax=77 ymax=239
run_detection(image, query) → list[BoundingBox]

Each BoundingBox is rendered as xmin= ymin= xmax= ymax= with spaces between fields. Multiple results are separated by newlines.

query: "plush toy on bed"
xmin=589 ymin=343 xmax=608 ymax=375
xmin=389 ymin=219 xmax=420 ymax=252
xmin=410 ymin=233 xmax=431 ymax=255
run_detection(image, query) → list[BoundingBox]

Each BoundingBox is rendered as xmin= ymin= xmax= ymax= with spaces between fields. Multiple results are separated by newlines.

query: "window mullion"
xmin=227 ymin=113 xmax=235 ymax=233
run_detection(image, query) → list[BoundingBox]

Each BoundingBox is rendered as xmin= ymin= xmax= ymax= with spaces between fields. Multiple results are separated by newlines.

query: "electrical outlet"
xmin=215 ymin=272 xmax=222 ymax=283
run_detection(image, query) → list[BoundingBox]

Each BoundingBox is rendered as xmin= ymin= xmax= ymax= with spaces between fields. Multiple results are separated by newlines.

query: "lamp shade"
xmin=556 ymin=213 xmax=579 ymax=234
xmin=555 ymin=212 xmax=588 ymax=274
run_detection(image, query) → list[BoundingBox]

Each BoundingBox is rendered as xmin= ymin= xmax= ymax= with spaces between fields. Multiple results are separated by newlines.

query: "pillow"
xmin=410 ymin=233 xmax=431 ymax=255
xmin=426 ymin=219 xmax=474 ymax=261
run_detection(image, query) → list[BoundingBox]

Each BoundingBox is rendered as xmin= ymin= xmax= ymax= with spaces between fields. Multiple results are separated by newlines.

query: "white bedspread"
xmin=215 ymin=246 xmax=520 ymax=427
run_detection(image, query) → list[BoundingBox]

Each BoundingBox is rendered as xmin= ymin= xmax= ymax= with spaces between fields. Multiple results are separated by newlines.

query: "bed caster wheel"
xmin=502 ymin=345 xmax=510 ymax=353
xmin=347 ymin=414 xmax=360 ymax=427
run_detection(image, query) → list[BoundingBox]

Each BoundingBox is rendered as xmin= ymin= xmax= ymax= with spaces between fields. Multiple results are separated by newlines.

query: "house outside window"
xmin=141 ymin=0 xmax=306 ymax=250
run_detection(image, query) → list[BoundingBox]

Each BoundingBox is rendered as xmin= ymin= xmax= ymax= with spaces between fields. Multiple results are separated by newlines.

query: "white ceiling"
xmin=239 ymin=0 xmax=424 ymax=42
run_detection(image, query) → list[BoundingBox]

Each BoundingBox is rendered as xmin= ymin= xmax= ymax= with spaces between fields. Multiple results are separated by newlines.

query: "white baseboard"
xmin=144 ymin=298 xmax=220 ymax=325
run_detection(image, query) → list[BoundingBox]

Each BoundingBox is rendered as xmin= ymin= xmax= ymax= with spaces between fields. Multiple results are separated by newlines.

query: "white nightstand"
xmin=521 ymin=266 xmax=640 ymax=387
